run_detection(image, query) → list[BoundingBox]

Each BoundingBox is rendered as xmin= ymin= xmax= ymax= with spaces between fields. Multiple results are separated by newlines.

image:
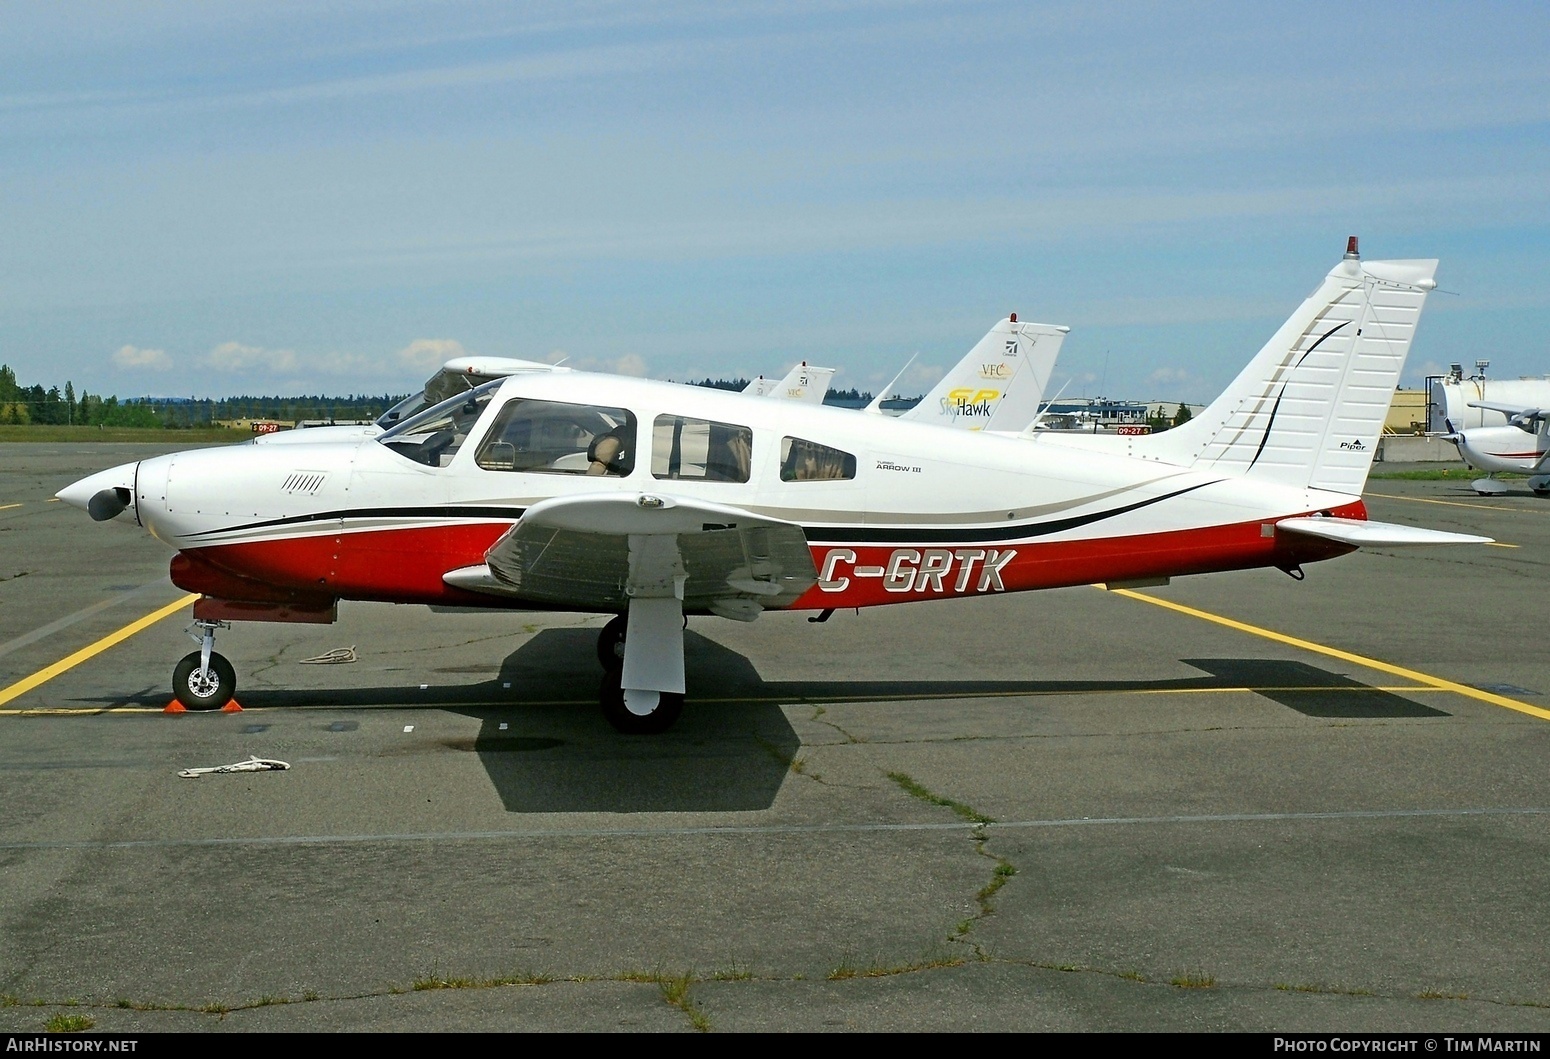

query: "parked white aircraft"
xmin=58 ymin=242 xmax=1487 ymax=732
xmin=878 ymin=316 xmax=1067 ymax=432
xmin=1445 ymin=405 xmax=1550 ymax=496
xmin=742 ymin=362 xmax=835 ymax=403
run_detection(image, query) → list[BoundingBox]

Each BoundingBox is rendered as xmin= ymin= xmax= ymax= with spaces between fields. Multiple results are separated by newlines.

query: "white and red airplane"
xmin=57 ymin=241 xmax=1488 ymax=732
xmin=1445 ymin=405 xmax=1550 ymax=496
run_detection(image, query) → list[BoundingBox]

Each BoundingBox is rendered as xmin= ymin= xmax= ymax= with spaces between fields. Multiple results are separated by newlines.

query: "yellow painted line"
xmin=46 ymin=498 xmax=59 ymax=503
xmin=1111 ymin=589 xmax=1550 ymax=722
xmin=0 ymin=595 xmax=196 ymax=708
xmin=0 ymin=503 xmax=20 ymax=512
xmin=1486 ymin=542 xmax=1520 ymax=549
xmin=1366 ymin=492 xmax=1532 ymax=514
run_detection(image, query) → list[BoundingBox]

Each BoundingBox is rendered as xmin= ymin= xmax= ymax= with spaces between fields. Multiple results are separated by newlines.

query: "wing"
xmin=1276 ymin=517 xmax=1492 ymax=547
xmin=444 ymin=492 xmax=818 ymax=620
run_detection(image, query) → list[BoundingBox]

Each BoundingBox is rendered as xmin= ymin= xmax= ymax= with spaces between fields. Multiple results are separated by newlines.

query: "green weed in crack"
xmin=884 ymin=772 xmax=1015 ymax=955
xmin=885 ymin=771 xmax=992 ymax=825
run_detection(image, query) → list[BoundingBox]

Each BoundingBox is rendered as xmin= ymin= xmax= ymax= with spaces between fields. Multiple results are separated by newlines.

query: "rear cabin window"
xmin=475 ymin=400 xmax=636 ymax=476
xmin=780 ymin=437 xmax=857 ymax=481
xmin=652 ymin=415 xmax=753 ymax=483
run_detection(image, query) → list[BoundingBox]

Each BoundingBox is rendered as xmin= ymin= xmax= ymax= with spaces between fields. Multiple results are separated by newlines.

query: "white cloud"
xmin=1148 ymin=366 xmax=1192 ymax=385
xmin=398 ymin=338 xmax=469 ymax=371
xmin=565 ymin=351 xmax=650 ymax=377
xmin=208 ymin=341 xmax=297 ymax=372
xmin=112 ymin=344 xmax=171 ymax=370
xmin=611 ymin=353 xmax=647 ymax=377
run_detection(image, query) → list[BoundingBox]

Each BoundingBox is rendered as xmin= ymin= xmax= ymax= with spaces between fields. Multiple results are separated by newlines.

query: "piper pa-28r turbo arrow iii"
xmin=58 ymin=239 xmax=1489 ymax=732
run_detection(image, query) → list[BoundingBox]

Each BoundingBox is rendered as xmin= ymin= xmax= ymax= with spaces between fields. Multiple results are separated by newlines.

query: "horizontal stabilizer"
xmin=1276 ymin=517 xmax=1493 ymax=547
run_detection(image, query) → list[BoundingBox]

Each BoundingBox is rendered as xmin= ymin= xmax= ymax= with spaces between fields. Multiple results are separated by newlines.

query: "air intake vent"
xmin=282 ymin=471 xmax=328 ymax=494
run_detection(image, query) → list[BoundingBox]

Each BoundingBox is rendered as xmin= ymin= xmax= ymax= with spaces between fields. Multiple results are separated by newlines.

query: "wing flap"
xmin=1276 ymin=517 xmax=1493 ymax=547
xmin=461 ymin=492 xmax=818 ymax=612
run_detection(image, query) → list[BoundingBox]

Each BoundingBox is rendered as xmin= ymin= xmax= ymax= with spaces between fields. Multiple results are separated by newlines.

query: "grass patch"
xmin=977 ymin=861 xmax=1017 ymax=905
xmin=709 ymin=966 xmax=753 ymax=982
xmin=412 ymin=971 xmax=551 ymax=991
xmin=1170 ymin=971 xmax=1216 ymax=989
xmin=657 ymin=973 xmax=710 ymax=1031
xmin=45 ymin=1013 xmax=94 ymax=1032
xmin=0 ymin=425 xmax=243 ymax=444
xmin=828 ymin=955 xmax=965 ymax=981
xmin=886 ymin=771 xmax=993 ymax=824
xmin=1368 ymin=467 xmax=1530 ymax=481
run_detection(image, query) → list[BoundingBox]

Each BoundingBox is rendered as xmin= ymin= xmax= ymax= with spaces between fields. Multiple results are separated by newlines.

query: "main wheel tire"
xmin=172 ymin=650 xmax=236 ymax=711
xmin=599 ymin=671 xmax=684 ymax=734
xmin=596 ymin=614 xmax=627 ymax=670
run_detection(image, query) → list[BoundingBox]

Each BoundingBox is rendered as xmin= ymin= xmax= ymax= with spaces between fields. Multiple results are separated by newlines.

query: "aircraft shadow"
xmin=82 ymin=633 xmax=1448 ymax=812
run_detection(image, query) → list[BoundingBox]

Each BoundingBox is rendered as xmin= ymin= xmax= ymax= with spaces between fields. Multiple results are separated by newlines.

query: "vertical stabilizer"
xmin=746 ymin=363 xmax=835 ymax=404
xmin=1118 ymin=244 xmax=1436 ymax=494
xmin=899 ymin=317 xmax=1068 ymax=432
xmin=772 ymin=362 xmax=836 ymax=404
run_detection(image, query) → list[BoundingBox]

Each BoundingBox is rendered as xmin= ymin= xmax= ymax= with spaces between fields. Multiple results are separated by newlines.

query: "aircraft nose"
xmin=56 ymin=462 xmax=138 ymax=522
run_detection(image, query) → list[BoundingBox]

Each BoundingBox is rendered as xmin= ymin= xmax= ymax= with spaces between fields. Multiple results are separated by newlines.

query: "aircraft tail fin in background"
xmin=1123 ymin=241 xmax=1437 ymax=495
xmin=899 ymin=316 xmax=1068 ymax=432
xmin=747 ymin=362 xmax=835 ymax=404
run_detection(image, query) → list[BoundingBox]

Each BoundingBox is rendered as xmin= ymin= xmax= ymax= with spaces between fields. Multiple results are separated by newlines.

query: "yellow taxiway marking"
xmin=1485 ymin=542 xmax=1521 ymax=548
xmin=0 ymin=595 xmax=197 ymax=709
xmin=1366 ymin=491 xmax=1534 ymax=514
xmin=1111 ymin=589 xmax=1550 ymax=722
xmin=0 ymin=503 xmax=21 ymax=512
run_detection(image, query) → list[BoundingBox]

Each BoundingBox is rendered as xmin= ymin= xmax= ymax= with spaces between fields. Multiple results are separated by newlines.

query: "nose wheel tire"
xmin=596 ymin=614 xmax=627 ymax=669
xmin=599 ymin=669 xmax=683 ymax=734
xmin=172 ymin=650 xmax=237 ymax=711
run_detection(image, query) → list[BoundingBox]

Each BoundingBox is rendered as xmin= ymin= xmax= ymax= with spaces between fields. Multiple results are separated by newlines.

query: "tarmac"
xmin=1 ymin=442 xmax=1548 ymax=1032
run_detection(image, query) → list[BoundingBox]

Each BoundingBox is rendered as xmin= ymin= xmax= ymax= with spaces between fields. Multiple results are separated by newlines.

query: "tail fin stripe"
xmin=1245 ymin=320 xmax=1349 ymax=471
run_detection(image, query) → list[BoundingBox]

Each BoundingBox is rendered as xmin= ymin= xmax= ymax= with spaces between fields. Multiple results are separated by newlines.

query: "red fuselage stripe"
xmin=172 ymin=499 xmax=1367 ymax=611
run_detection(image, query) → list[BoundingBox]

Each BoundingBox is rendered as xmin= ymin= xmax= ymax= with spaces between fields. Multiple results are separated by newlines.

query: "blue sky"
xmin=1 ymin=1 xmax=1546 ymax=402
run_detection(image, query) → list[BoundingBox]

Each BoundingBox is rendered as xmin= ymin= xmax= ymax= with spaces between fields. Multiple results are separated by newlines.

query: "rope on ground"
xmin=299 ymin=646 xmax=357 ymax=664
xmin=178 ymin=755 xmax=292 ymax=779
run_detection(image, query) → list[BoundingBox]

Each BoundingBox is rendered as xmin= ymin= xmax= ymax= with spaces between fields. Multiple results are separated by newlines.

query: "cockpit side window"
xmin=378 ymin=378 xmax=502 ymax=467
xmin=474 ymin=400 xmax=637 ymax=476
xmin=652 ymin=415 xmax=753 ymax=483
xmin=779 ymin=437 xmax=856 ymax=481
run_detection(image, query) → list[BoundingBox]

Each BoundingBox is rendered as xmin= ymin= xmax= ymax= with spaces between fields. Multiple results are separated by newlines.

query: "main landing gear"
xmin=595 ymin=606 xmax=686 ymax=735
xmin=172 ymin=619 xmax=236 ymax=711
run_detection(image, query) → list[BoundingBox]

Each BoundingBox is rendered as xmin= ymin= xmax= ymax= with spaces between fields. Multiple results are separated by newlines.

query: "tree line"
xmin=0 ymin=365 xmax=406 ymax=428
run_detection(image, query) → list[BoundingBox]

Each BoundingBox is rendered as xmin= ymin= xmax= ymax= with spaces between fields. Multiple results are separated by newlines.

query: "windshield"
xmin=377 ymin=391 xmax=429 ymax=427
xmin=378 ymin=377 xmax=505 ymax=467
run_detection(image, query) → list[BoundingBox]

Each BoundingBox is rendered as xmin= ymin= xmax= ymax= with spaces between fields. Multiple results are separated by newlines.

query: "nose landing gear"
xmin=173 ymin=619 xmax=237 ymax=711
